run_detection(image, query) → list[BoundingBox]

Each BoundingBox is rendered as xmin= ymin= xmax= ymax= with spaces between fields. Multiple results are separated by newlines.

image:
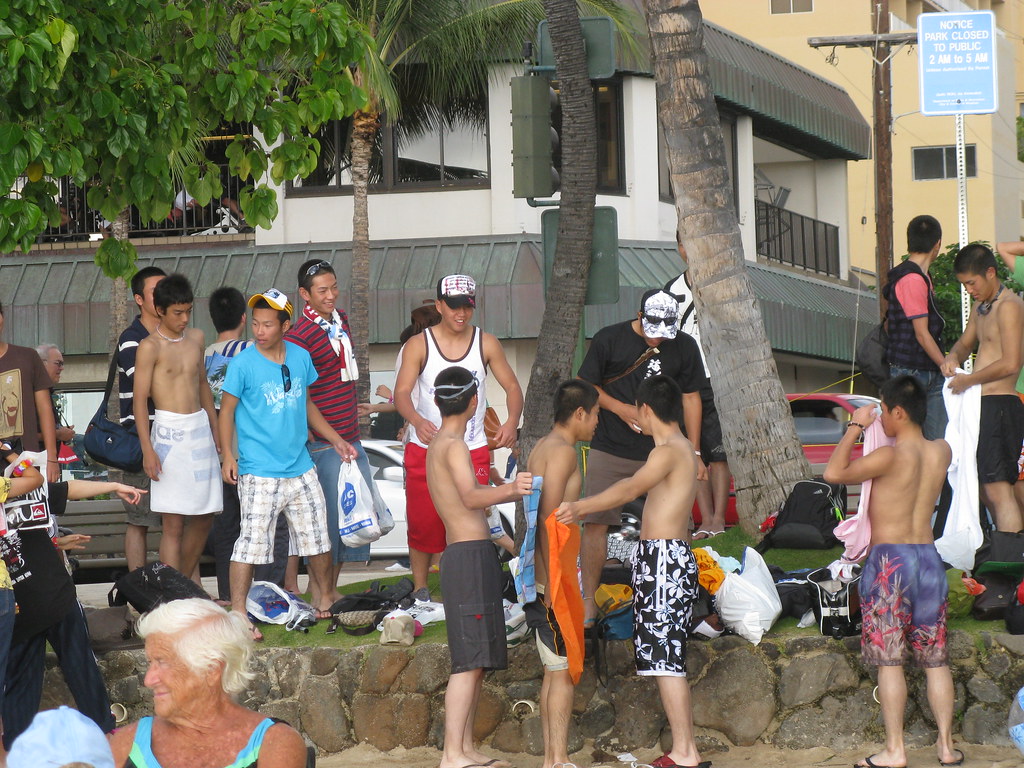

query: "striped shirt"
xmin=285 ymin=309 xmax=360 ymax=442
xmin=116 ymin=316 xmax=154 ymax=426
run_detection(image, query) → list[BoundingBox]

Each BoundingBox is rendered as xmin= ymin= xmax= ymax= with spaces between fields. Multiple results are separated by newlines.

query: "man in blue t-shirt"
xmin=219 ymin=289 xmax=356 ymax=639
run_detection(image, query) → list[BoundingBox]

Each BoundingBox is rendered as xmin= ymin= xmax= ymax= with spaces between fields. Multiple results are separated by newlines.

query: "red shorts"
xmin=404 ymin=442 xmax=490 ymax=553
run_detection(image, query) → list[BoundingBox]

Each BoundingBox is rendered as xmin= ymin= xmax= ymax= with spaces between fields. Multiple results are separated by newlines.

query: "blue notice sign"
xmin=919 ymin=11 xmax=997 ymax=116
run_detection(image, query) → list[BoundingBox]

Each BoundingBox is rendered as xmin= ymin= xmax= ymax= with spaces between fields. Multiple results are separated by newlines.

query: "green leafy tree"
xmin=0 ymin=0 xmax=371 ymax=278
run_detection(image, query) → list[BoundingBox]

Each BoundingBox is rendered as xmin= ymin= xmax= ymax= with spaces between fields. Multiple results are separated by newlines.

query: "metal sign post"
xmin=918 ymin=11 xmax=998 ymax=341
xmin=955 ymin=114 xmax=971 ymax=335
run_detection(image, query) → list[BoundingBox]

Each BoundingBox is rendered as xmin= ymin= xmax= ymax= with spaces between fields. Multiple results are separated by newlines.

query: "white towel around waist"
xmin=150 ymin=409 xmax=223 ymax=515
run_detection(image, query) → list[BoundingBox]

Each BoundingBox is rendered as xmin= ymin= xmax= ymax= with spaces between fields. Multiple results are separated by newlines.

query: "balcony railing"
xmin=28 ymin=166 xmax=252 ymax=245
xmin=755 ymin=198 xmax=840 ymax=278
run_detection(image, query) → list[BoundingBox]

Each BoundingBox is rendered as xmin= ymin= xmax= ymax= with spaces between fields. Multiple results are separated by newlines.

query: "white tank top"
xmin=411 ymin=326 xmax=488 ymax=450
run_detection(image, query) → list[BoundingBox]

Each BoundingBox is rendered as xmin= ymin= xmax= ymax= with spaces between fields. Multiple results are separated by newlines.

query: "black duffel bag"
xmin=855 ymin=321 xmax=890 ymax=389
xmin=973 ymin=530 xmax=1024 ymax=577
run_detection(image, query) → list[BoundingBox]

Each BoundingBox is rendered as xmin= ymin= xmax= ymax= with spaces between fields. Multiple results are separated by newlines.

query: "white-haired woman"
xmin=108 ymin=598 xmax=306 ymax=767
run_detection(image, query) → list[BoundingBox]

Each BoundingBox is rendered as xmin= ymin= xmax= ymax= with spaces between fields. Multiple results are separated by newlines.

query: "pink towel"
xmin=834 ymin=419 xmax=893 ymax=563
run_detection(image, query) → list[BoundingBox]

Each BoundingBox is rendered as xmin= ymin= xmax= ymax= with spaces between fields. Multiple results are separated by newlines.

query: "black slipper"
xmin=854 ymin=756 xmax=904 ymax=768
xmin=939 ymin=749 xmax=965 ymax=767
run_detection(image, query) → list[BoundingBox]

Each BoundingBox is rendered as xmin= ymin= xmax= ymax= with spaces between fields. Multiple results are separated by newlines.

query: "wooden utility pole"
xmin=873 ymin=0 xmax=893 ymax=317
xmin=809 ymin=2 xmax=916 ymax=321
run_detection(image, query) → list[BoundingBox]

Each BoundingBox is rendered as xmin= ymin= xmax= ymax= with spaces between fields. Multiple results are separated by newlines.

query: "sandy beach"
xmin=318 ymin=740 xmax=1021 ymax=768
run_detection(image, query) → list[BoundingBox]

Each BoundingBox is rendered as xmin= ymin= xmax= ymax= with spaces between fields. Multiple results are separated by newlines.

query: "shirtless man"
xmin=824 ymin=375 xmax=959 ymax=768
xmin=556 ymin=375 xmax=706 ymax=768
xmin=425 ymin=365 xmax=531 ymax=768
xmin=395 ymin=274 xmax=523 ymax=602
xmin=134 ymin=274 xmax=222 ymax=576
xmin=940 ymin=243 xmax=1024 ymax=532
xmin=526 ymin=379 xmax=599 ymax=768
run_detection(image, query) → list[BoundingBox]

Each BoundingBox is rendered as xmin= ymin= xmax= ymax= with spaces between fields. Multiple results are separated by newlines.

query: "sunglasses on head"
xmin=643 ymin=313 xmax=677 ymax=327
xmin=281 ymin=364 xmax=291 ymax=393
xmin=305 ymin=261 xmax=331 ymax=277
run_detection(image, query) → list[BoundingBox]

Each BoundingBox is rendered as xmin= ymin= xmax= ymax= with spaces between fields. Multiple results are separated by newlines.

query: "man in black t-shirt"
xmin=577 ymin=290 xmax=707 ymax=627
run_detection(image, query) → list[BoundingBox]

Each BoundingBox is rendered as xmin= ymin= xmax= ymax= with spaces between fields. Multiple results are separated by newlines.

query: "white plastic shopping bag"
xmin=246 ymin=581 xmax=316 ymax=632
xmin=338 ymin=460 xmax=381 ymax=546
xmin=366 ymin=469 xmax=395 ymax=536
xmin=713 ymin=546 xmax=782 ymax=644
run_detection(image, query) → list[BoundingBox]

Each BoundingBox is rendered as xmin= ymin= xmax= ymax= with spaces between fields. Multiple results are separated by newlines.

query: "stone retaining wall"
xmin=40 ymin=630 xmax=1024 ymax=756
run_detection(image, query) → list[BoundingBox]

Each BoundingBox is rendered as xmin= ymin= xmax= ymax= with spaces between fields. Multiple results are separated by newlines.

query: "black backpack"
xmin=807 ymin=566 xmax=861 ymax=639
xmin=108 ymin=561 xmax=212 ymax=613
xmin=756 ymin=480 xmax=846 ymax=553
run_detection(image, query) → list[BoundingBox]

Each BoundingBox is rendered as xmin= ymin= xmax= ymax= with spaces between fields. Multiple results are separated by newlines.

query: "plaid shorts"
xmin=233 ymin=468 xmax=329 ymax=564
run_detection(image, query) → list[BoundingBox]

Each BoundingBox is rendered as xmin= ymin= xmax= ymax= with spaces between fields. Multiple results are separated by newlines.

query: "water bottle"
xmin=1009 ymin=685 xmax=1024 ymax=755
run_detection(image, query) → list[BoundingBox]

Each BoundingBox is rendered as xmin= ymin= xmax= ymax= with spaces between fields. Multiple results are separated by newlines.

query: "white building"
xmin=2 ymin=20 xmax=877 ymax=427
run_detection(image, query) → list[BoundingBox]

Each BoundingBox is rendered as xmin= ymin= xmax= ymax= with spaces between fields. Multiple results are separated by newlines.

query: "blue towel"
xmin=514 ymin=477 xmax=544 ymax=604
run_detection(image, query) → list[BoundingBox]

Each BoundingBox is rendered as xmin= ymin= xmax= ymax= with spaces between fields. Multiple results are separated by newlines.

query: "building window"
xmin=595 ymin=83 xmax=624 ymax=192
xmin=288 ymin=87 xmax=490 ymax=195
xmin=912 ymin=145 xmax=977 ymax=180
xmin=551 ymin=79 xmax=625 ymax=194
xmin=770 ymin=0 xmax=812 ymax=13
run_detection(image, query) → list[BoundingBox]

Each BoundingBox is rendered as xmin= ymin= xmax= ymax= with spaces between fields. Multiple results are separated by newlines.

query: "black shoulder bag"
xmin=83 ymin=354 xmax=144 ymax=473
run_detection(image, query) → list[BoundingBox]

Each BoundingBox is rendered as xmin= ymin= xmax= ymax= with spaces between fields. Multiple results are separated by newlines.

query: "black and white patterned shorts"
xmin=630 ymin=538 xmax=699 ymax=677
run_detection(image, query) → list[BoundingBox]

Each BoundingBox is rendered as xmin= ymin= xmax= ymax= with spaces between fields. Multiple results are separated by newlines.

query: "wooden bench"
xmin=59 ymin=498 xmax=162 ymax=580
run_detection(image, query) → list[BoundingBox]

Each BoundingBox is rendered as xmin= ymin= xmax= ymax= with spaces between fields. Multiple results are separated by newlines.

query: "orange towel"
xmin=545 ymin=515 xmax=585 ymax=684
xmin=693 ymin=547 xmax=726 ymax=594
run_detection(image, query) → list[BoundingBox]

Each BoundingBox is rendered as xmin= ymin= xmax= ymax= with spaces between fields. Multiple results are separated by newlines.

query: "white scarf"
xmin=303 ymin=304 xmax=358 ymax=382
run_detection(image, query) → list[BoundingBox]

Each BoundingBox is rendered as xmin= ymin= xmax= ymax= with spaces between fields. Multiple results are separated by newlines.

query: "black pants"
xmin=3 ymin=601 xmax=114 ymax=748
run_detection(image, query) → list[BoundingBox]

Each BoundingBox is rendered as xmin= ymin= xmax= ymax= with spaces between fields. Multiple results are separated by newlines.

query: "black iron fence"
xmin=755 ymin=198 xmax=840 ymax=278
xmin=31 ymin=166 xmax=252 ymax=243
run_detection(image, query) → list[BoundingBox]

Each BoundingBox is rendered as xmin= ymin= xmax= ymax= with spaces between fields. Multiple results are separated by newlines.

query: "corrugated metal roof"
xmin=702 ymin=23 xmax=870 ymax=160
xmin=0 ymin=237 xmax=876 ymax=364
xmin=615 ymin=4 xmax=870 ymax=159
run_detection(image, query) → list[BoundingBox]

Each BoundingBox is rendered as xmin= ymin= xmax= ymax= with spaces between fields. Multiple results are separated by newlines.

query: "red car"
xmin=690 ymin=392 xmax=878 ymax=528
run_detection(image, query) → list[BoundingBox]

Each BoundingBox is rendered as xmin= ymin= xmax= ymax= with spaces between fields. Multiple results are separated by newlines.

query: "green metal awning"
xmin=703 ymin=23 xmax=871 ymax=160
xmin=0 ymin=237 xmax=876 ymax=365
xmin=584 ymin=240 xmax=878 ymax=362
xmin=615 ymin=5 xmax=870 ymax=160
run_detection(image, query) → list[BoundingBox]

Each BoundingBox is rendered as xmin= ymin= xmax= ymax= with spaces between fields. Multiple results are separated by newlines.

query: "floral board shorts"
xmin=861 ymin=543 xmax=949 ymax=668
xmin=630 ymin=538 xmax=699 ymax=677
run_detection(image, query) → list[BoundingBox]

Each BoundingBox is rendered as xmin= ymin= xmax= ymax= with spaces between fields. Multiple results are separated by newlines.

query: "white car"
xmin=362 ymin=439 xmax=516 ymax=557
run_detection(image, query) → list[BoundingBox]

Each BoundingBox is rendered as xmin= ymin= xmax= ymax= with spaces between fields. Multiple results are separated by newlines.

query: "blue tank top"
xmin=123 ymin=716 xmax=275 ymax=768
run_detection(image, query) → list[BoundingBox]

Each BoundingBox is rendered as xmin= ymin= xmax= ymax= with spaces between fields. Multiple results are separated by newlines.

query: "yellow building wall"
xmin=700 ymin=1 xmax=1024 ymax=274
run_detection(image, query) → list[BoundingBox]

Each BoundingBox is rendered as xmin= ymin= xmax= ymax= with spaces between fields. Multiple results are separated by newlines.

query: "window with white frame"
xmin=912 ymin=145 xmax=977 ymax=181
xmin=770 ymin=0 xmax=812 ymax=13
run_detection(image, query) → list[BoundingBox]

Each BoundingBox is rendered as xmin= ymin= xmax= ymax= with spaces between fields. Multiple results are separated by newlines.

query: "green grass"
xmin=692 ymin=525 xmax=842 ymax=572
xmin=257 ymin=572 xmax=446 ymax=648
xmin=254 ymin=532 xmax=997 ymax=646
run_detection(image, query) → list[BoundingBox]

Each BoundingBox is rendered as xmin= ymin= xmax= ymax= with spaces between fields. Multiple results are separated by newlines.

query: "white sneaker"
xmin=384 ymin=562 xmax=410 ymax=572
xmin=505 ymin=602 xmax=528 ymax=646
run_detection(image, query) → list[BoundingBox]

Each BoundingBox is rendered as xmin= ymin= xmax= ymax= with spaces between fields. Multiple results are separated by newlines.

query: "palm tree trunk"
xmin=519 ymin=0 xmax=597 ymax=459
xmin=107 ymin=208 xmax=132 ymax=415
xmin=644 ymin=0 xmax=810 ymax=533
xmin=349 ymin=108 xmax=378 ymax=431
xmin=106 ymin=208 xmax=132 ymax=486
